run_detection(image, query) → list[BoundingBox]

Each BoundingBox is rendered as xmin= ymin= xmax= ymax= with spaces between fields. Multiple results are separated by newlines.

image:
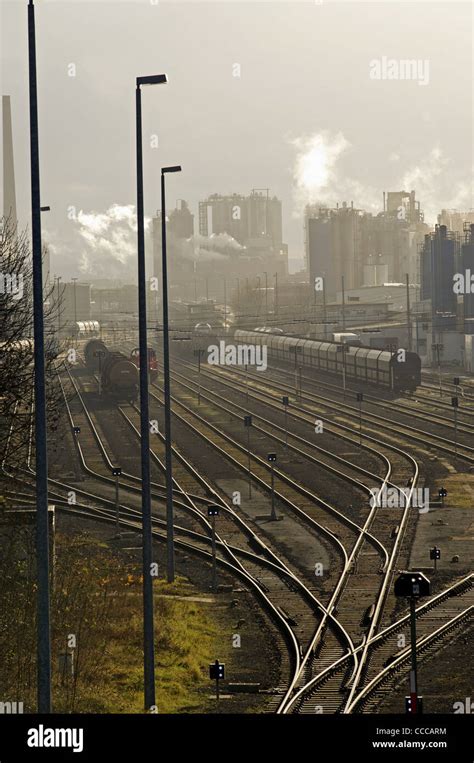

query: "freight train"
xmin=84 ymin=338 xmax=109 ymax=371
xmin=233 ymin=329 xmax=421 ymax=392
xmin=101 ymin=351 xmax=139 ymax=402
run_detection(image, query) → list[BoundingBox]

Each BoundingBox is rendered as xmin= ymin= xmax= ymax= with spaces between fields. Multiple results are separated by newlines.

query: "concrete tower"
xmin=2 ymin=95 xmax=17 ymax=225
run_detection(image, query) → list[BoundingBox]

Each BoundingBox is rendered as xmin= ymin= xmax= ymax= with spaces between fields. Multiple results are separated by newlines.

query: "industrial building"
xmin=460 ymin=223 xmax=474 ymax=321
xmin=199 ymin=189 xmax=284 ymax=251
xmin=305 ymin=191 xmax=428 ymax=301
xmin=51 ymin=281 xmax=91 ymax=327
xmin=420 ymin=225 xmax=459 ymax=315
xmin=152 ymin=190 xmax=288 ymax=305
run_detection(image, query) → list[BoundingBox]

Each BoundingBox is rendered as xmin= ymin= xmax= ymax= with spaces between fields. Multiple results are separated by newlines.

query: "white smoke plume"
xmin=290 ymin=131 xmax=380 ymax=214
xmin=48 ymin=203 xmax=150 ymax=280
xmin=174 ymin=232 xmax=243 ymax=263
xmin=291 ymin=130 xmax=472 ymax=224
xmin=398 ymin=149 xmax=473 ymax=224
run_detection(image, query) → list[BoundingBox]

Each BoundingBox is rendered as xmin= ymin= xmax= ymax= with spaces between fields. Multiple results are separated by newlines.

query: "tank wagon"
xmin=84 ymin=338 xmax=109 ymax=372
xmin=101 ymin=352 xmax=139 ymax=401
xmin=72 ymin=320 xmax=100 ymax=339
xmin=233 ymin=329 xmax=421 ymax=392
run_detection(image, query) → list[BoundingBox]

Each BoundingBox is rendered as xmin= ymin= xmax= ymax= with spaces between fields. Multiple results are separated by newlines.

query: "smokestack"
xmin=383 ymin=191 xmax=386 ymax=212
xmin=2 ymin=95 xmax=17 ymax=225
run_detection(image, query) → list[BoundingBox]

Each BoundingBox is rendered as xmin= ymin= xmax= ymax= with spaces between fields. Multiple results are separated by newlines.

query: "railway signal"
xmin=93 ymin=349 xmax=107 ymax=395
xmin=207 ymin=505 xmax=220 ymax=590
xmin=282 ymin=396 xmax=289 ymax=448
xmin=438 ymin=487 xmax=448 ymax=507
xmin=356 ymin=392 xmax=363 ymax=446
xmin=451 ymin=396 xmax=459 ymax=458
xmin=453 ymin=376 xmax=460 ymax=396
xmin=209 ymin=660 xmax=225 ymax=701
xmin=429 ymin=546 xmax=441 ymax=572
xmin=405 ymin=696 xmax=424 ymax=715
xmin=193 ymin=348 xmax=205 ymax=405
xmin=395 ymin=571 xmax=431 ymax=715
xmin=267 ymin=453 xmax=277 ymax=521
xmin=73 ymin=426 xmax=80 ymax=436
xmin=431 ymin=343 xmax=444 ymax=396
xmin=112 ymin=467 xmax=122 ymax=532
xmin=244 ymin=415 xmax=252 ymax=498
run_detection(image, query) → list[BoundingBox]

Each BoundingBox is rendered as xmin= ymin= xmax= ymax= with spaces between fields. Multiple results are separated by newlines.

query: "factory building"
xmin=460 ymin=223 xmax=474 ymax=321
xmin=305 ymin=202 xmax=365 ymax=300
xmin=420 ymin=225 xmax=459 ymax=315
xmin=199 ymin=189 xmax=284 ymax=251
xmin=50 ymin=281 xmax=91 ymax=328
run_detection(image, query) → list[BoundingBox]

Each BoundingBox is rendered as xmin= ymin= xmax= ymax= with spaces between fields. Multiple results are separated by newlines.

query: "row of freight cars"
xmin=233 ymin=330 xmax=421 ymax=391
xmin=83 ymin=339 xmax=158 ymax=401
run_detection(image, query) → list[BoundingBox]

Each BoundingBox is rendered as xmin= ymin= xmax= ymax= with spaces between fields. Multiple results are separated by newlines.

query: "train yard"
xmin=2 ymin=328 xmax=472 ymax=715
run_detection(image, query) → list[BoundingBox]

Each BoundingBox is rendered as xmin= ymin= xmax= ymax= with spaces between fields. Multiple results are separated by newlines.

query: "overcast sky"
xmin=1 ymin=0 xmax=472 ymax=279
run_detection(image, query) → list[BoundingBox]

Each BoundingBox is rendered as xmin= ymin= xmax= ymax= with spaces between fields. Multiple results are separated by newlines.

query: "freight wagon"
xmin=101 ymin=352 xmax=139 ymax=401
xmin=233 ymin=330 xmax=421 ymax=392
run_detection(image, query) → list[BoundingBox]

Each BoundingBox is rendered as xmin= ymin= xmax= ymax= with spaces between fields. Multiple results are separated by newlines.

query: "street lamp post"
xmin=28 ymin=0 xmax=51 ymax=713
xmin=136 ymin=72 xmax=167 ymax=712
xmin=161 ymin=164 xmax=182 ymax=587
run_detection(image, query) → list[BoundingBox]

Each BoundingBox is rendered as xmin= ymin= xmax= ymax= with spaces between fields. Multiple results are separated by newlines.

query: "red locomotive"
xmin=130 ymin=346 xmax=158 ymax=382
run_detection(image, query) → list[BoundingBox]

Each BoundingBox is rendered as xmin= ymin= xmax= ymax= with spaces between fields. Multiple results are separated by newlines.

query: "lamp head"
xmin=137 ymin=74 xmax=168 ymax=87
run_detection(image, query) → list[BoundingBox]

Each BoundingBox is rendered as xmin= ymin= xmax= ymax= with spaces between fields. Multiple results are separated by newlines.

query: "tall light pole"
xmin=136 ymin=72 xmax=167 ymax=712
xmin=264 ymin=271 xmax=268 ymax=315
xmin=28 ymin=0 xmax=51 ymax=714
xmin=161 ymin=164 xmax=182 ymax=586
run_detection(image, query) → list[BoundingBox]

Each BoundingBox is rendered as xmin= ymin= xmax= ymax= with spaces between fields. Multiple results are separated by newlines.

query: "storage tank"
xmin=84 ymin=338 xmax=108 ymax=370
xmin=101 ymin=352 xmax=139 ymax=401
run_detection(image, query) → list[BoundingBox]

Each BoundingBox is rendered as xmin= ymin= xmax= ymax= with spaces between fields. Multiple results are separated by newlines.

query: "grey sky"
xmin=1 ymin=0 xmax=472 ymax=279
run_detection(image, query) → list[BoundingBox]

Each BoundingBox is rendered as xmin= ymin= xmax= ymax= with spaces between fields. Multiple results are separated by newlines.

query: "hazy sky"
xmin=1 ymin=0 xmax=472 ymax=279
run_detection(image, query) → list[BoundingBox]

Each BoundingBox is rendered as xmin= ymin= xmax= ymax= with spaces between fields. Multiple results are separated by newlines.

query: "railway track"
xmin=53 ymin=362 xmax=361 ymax=702
xmin=182 ymin=356 xmax=474 ymax=464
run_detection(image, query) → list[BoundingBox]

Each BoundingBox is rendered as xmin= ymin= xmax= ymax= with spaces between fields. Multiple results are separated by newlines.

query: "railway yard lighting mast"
xmin=28 ymin=0 xmax=52 ymax=713
xmin=135 ymin=71 xmax=168 ymax=711
xmin=161 ymin=164 xmax=182 ymax=586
